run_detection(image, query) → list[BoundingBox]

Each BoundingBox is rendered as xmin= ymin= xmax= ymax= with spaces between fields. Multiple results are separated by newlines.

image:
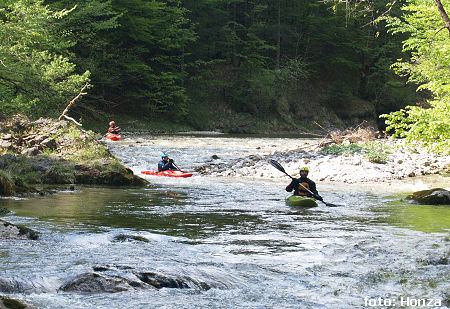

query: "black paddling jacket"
xmin=158 ymin=160 xmax=176 ymax=171
xmin=286 ymin=177 xmax=318 ymax=197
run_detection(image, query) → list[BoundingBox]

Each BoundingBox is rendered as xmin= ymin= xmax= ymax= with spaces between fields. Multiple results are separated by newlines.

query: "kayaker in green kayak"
xmin=158 ymin=154 xmax=178 ymax=172
xmin=285 ymin=166 xmax=323 ymax=201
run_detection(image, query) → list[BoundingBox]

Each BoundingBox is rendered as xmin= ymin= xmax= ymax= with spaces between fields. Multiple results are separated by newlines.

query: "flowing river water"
xmin=0 ymin=134 xmax=449 ymax=308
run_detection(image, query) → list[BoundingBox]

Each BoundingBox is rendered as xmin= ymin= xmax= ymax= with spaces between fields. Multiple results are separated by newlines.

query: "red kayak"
xmin=141 ymin=170 xmax=193 ymax=178
xmin=105 ymin=133 xmax=122 ymax=141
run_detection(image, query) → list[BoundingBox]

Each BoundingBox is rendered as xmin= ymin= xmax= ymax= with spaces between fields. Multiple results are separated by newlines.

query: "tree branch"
xmin=58 ymin=83 xmax=89 ymax=124
xmin=361 ymin=1 xmax=397 ymax=28
xmin=434 ymin=0 xmax=450 ymax=34
xmin=62 ymin=115 xmax=82 ymax=126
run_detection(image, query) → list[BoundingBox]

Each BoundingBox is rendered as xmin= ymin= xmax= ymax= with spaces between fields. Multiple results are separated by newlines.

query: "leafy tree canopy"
xmin=382 ymin=0 xmax=450 ymax=154
xmin=0 ymin=0 xmax=90 ymax=116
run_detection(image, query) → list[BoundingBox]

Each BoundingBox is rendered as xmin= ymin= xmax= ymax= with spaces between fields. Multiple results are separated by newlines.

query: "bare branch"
xmin=58 ymin=83 xmax=89 ymax=124
xmin=361 ymin=1 xmax=397 ymax=28
xmin=62 ymin=115 xmax=82 ymax=126
xmin=435 ymin=25 xmax=447 ymax=35
xmin=0 ymin=59 xmax=6 ymax=67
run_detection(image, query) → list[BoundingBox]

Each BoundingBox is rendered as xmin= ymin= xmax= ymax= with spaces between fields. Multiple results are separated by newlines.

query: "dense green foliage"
xmin=0 ymin=0 xmax=90 ymax=115
xmin=0 ymin=0 xmax=448 ymax=149
xmin=382 ymin=0 xmax=450 ymax=154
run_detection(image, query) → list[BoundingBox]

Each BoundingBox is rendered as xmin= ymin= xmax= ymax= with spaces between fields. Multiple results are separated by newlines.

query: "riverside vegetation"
xmin=0 ymin=0 xmax=448 ymax=154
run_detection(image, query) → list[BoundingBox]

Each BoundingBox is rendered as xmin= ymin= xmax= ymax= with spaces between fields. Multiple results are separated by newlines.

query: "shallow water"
xmin=0 ymin=134 xmax=449 ymax=308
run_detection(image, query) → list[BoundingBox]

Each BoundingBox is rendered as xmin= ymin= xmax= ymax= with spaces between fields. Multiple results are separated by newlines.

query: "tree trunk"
xmin=434 ymin=0 xmax=450 ymax=33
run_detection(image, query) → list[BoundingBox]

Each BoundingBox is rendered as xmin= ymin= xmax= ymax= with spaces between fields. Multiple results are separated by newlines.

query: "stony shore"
xmin=195 ymin=139 xmax=450 ymax=184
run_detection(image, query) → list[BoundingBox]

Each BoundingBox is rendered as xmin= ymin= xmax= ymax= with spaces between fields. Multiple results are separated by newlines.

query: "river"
xmin=0 ymin=134 xmax=449 ymax=308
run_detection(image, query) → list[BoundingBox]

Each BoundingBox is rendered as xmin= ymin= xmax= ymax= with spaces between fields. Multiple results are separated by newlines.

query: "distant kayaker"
xmin=158 ymin=154 xmax=178 ymax=171
xmin=107 ymin=121 xmax=121 ymax=134
xmin=285 ymin=166 xmax=323 ymax=201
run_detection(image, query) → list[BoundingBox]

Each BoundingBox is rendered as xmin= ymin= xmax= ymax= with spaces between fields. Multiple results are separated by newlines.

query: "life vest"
xmin=297 ymin=181 xmax=310 ymax=196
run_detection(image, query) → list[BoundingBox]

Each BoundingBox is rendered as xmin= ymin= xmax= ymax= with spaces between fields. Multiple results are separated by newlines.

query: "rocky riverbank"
xmin=0 ymin=115 xmax=147 ymax=196
xmin=195 ymin=138 xmax=450 ymax=184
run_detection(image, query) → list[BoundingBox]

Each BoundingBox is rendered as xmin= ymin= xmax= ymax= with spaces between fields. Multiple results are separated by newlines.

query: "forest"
xmin=0 ymin=0 xmax=449 ymax=152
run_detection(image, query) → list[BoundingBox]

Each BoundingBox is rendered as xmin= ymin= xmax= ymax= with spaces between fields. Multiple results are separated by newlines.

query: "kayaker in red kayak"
xmin=107 ymin=121 xmax=121 ymax=134
xmin=285 ymin=166 xmax=323 ymax=201
xmin=158 ymin=154 xmax=178 ymax=171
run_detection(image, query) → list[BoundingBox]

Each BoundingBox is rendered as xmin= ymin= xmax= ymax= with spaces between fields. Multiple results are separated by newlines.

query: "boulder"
xmin=39 ymin=137 xmax=57 ymax=150
xmin=135 ymin=272 xmax=211 ymax=290
xmin=0 ymin=140 xmax=12 ymax=149
xmin=59 ymin=273 xmax=144 ymax=293
xmin=406 ymin=188 xmax=450 ymax=205
xmin=24 ymin=135 xmax=46 ymax=147
xmin=0 ymin=296 xmax=37 ymax=309
xmin=20 ymin=147 xmax=40 ymax=156
xmin=135 ymin=272 xmax=190 ymax=289
xmin=0 ymin=277 xmax=50 ymax=294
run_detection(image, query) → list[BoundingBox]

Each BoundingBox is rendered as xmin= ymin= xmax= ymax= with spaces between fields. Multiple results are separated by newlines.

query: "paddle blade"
xmin=321 ymin=201 xmax=341 ymax=207
xmin=269 ymin=159 xmax=286 ymax=173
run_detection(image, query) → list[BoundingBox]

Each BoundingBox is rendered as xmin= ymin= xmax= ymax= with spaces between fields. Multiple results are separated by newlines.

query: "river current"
xmin=0 ymin=134 xmax=449 ymax=308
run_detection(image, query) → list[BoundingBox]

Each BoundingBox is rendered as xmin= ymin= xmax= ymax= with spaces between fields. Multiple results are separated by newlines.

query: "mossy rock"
xmin=43 ymin=163 xmax=76 ymax=184
xmin=100 ymin=171 xmax=147 ymax=186
xmin=406 ymin=188 xmax=450 ymax=205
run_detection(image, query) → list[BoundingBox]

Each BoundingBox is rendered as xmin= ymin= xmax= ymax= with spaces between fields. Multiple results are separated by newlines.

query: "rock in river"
xmin=406 ymin=188 xmax=450 ymax=205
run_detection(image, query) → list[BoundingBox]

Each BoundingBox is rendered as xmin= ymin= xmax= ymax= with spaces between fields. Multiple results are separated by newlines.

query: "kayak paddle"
xmin=269 ymin=159 xmax=339 ymax=207
xmin=172 ymin=161 xmax=185 ymax=173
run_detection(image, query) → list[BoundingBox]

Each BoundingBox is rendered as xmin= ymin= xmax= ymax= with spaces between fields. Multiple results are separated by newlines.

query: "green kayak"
xmin=285 ymin=195 xmax=319 ymax=208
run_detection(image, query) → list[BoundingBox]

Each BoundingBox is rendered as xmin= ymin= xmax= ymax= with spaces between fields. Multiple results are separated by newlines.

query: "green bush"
xmin=363 ymin=141 xmax=391 ymax=164
xmin=364 ymin=149 xmax=389 ymax=164
xmin=320 ymin=143 xmax=363 ymax=155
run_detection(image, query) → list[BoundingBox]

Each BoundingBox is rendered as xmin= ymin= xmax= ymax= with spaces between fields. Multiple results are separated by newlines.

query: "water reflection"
xmin=374 ymin=199 xmax=450 ymax=233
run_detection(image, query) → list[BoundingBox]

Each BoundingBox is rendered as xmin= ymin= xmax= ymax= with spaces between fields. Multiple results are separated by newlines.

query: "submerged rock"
xmin=135 ymin=272 xmax=190 ymax=289
xmin=112 ymin=234 xmax=150 ymax=243
xmin=68 ymin=265 xmax=214 ymax=292
xmin=0 ymin=277 xmax=52 ymax=294
xmin=136 ymin=272 xmax=211 ymax=290
xmin=59 ymin=273 xmax=145 ymax=293
xmin=0 ymin=220 xmax=39 ymax=240
xmin=406 ymin=188 xmax=450 ymax=205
